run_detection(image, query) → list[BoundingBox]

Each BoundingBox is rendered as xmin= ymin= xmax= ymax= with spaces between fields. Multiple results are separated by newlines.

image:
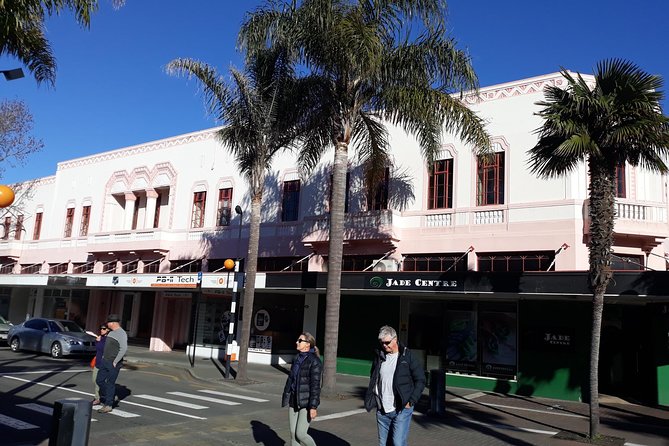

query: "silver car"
xmin=8 ymin=318 xmax=96 ymax=358
xmin=0 ymin=314 xmax=12 ymax=343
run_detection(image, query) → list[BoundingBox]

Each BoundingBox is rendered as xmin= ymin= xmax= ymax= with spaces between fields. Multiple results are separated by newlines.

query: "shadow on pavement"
xmin=251 ymin=420 xmax=285 ymax=445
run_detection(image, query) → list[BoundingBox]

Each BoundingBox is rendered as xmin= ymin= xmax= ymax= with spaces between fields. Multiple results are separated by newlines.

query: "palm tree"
xmin=166 ymin=48 xmax=317 ymax=381
xmin=239 ymin=0 xmax=491 ymax=395
xmin=0 ymin=0 xmax=125 ymax=85
xmin=528 ymin=59 xmax=669 ymax=438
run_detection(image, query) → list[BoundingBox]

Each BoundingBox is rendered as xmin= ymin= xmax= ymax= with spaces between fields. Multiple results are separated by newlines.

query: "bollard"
xmin=49 ymin=398 xmax=92 ymax=446
xmin=428 ymin=369 xmax=446 ymax=416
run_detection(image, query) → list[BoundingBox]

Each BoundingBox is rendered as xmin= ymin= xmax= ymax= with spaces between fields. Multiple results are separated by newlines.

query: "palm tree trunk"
xmin=587 ymin=160 xmax=616 ymax=439
xmin=322 ymin=141 xmax=349 ymax=396
xmin=236 ymin=193 xmax=262 ymax=381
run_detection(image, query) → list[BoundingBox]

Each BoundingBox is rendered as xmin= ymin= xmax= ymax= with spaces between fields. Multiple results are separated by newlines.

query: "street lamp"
xmin=1 ymin=68 xmax=24 ymax=81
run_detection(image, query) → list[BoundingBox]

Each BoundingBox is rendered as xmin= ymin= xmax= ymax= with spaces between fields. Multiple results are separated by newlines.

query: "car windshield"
xmin=50 ymin=320 xmax=84 ymax=333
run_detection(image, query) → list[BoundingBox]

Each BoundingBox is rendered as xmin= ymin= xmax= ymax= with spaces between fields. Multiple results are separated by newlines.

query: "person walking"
xmin=281 ymin=332 xmax=322 ymax=446
xmin=91 ymin=324 xmax=109 ymax=406
xmin=96 ymin=314 xmax=127 ymax=414
xmin=365 ymin=325 xmax=425 ymax=446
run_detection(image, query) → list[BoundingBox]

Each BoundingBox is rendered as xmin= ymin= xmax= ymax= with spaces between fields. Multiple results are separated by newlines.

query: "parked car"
xmin=8 ymin=318 xmax=96 ymax=358
xmin=0 ymin=314 xmax=12 ymax=344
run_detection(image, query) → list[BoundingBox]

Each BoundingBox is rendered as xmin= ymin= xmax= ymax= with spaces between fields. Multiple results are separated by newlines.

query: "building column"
xmin=144 ymin=189 xmax=159 ymax=229
xmin=123 ymin=192 xmax=137 ymax=230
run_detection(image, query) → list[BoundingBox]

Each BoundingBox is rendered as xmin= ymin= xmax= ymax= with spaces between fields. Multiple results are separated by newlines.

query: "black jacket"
xmin=282 ymin=351 xmax=322 ymax=409
xmin=364 ymin=343 xmax=425 ymax=412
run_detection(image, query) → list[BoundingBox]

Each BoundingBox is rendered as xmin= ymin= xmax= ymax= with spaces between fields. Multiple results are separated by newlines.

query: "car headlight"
xmin=66 ymin=339 xmax=82 ymax=345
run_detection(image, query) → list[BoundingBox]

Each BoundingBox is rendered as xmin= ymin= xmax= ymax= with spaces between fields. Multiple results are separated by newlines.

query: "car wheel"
xmin=50 ymin=342 xmax=63 ymax=358
xmin=9 ymin=337 xmax=20 ymax=352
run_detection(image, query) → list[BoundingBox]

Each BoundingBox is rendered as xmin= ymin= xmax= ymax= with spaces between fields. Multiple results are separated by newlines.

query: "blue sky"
xmin=1 ymin=0 xmax=667 ymax=184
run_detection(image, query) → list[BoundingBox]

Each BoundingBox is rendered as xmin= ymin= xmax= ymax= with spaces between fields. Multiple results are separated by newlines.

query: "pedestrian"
xmin=96 ymin=314 xmax=128 ymax=414
xmin=91 ymin=324 xmax=109 ymax=406
xmin=364 ymin=325 xmax=426 ymax=446
xmin=281 ymin=332 xmax=322 ymax=446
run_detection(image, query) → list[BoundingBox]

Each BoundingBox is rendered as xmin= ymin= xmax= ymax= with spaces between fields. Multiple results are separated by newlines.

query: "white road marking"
xmin=167 ymin=391 xmax=241 ymax=406
xmin=198 ymin=389 xmax=269 ymax=402
xmin=2 ymin=375 xmax=205 ymax=420
xmin=132 ymin=394 xmax=209 ymax=410
xmin=313 ymin=409 xmax=367 ymax=422
xmin=448 ymin=393 xmax=587 ymax=418
xmin=0 ymin=413 xmax=39 ymax=430
xmin=0 ymin=369 xmax=91 ymax=375
xmin=95 ymin=408 xmax=140 ymax=418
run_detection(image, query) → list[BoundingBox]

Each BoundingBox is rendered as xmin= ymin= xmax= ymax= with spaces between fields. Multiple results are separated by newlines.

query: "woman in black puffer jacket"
xmin=282 ymin=331 xmax=322 ymax=446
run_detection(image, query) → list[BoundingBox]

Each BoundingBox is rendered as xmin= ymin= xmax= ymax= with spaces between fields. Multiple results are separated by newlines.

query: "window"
xmin=143 ymin=259 xmax=161 ymax=273
xmin=477 ymin=152 xmax=504 ymax=206
xmin=0 ymin=260 xmax=15 ymax=274
xmin=15 ymin=215 xmax=23 ymax=240
xmin=63 ymin=208 xmax=74 ymax=238
xmin=122 ymin=261 xmax=138 ymax=274
xmin=80 ymin=206 xmax=91 ymax=236
xmin=281 ymin=180 xmax=300 ymax=222
xmin=428 ymin=159 xmax=454 ymax=209
xmin=368 ymin=168 xmax=389 ymax=211
xmin=329 ymin=172 xmax=350 ymax=213
xmin=131 ymin=197 xmax=140 ymax=230
xmin=21 ymin=264 xmax=41 ymax=274
xmin=402 ymin=253 xmax=467 ymax=272
xmin=102 ymin=260 xmax=117 ymax=274
xmin=257 ymin=257 xmax=304 ymax=272
xmin=611 ymin=254 xmax=643 ymax=271
xmin=477 ymin=251 xmax=555 ymax=272
xmin=72 ymin=263 xmax=94 ymax=274
xmin=49 ymin=263 xmax=68 ymax=274
xmin=170 ymin=260 xmax=201 ymax=273
xmin=615 ymin=163 xmax=626 ymax=198
xmin=153 ymin=191 xmax=162 ymax=228
xmin=217 ymin=188 xmax=233 ymax=226
xmin=2 ymin=217 xmax=10 ymax=240
xmin=322 ymin=255 xmax=378 ymax=271
xmin=33 ymin=212 xmax=43 ymax=240
xmin=191 ymin=192 xmax=206 ymax=228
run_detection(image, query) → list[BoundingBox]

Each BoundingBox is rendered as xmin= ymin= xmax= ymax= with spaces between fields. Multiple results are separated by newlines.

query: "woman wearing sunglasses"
xmin=281 ymin=332 xmax=322 ymax=446
xmin=91 ymin=324 xmax=109 ymax=406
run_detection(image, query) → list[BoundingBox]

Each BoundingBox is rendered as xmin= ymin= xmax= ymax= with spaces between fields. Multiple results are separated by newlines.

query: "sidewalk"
xmin=124 ymin=346 xmax=669 ymax=446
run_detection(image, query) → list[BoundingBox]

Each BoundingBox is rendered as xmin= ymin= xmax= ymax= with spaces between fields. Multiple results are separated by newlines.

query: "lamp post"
xmin=1 ymin=68 xmax=24 ymax=81
xmin=225 ymin=205 xmax=244 ymax=379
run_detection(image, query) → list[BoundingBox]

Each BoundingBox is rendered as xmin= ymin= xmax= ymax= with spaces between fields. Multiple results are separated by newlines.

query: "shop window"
xmin=477 ymin=152 xmax=504 ymax=206
xmin=402 ymin=253 xmax=468 ymax=272
xmin=329 ymin=172 xmax=350 ymax=213
xmin=428 ymin=159 xmax=454 ymax=209
xmin=193 ymin=294 xmax=233 ymax=347
xmin=170 ymin=259 xmax=201 ymax=273
xmin=367 ymin=167 xmax=389 ymax=211
xmin=611 ymin=254 xmax=643 ymax=271
xmin=615 ymin=163 xmax=626 ymax=198
xmin=80 ymin=206 xmax=91 ymax=236
xmin=477 ymin=251 xmax=555 ymax=272
xmin=217 ymin=188 xmax=233 ymax=226
xmin=63 ymin=208 xmax=74 ymax=238
xmin=33 ymin=212 xmax=43 ymax=240
xmin=2 ymin=217 xmax=10 ymax=240
xmin=191 ymin=191 xmax=206 ymax=228
xmin=281 ymin=180 xmax=300 ymax=222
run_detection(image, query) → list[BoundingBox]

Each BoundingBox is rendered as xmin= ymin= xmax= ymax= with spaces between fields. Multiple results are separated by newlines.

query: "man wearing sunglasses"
xmin=364 ymin=325 xmax=425 ymax=446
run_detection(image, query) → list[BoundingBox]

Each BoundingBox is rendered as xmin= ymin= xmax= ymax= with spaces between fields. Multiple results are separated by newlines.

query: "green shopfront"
xmin=256 ymin=271 xmax=669 ymax=406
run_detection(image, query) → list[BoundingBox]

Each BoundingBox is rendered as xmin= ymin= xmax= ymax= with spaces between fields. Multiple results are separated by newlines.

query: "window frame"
xmin=281 ymin=180 xmax=301 ymax=222
xmin=33 ymin=212 xmax=43 ymax=240
xmin=476 ymin=152 xmax=505 ymax=206
xmin=80 ymin=206 xmax=91 ymax=237
xmin=191 ymin=191 xmax=207 ymax=228
xmin=63 ymin=208 xmax=74 ymax=238
xmin=217 ymin=187 xmax=233 ymax=227
xmin=428 ymin=159 xmax=454 ymax=209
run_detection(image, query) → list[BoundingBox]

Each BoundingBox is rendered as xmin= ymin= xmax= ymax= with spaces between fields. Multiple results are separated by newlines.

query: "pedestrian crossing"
xmin=0 ymin=388 xmax=271 ymax=430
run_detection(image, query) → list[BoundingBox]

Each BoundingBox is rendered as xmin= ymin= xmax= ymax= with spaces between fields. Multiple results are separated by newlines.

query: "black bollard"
xmin=428 ymin=369 xmax=446 ymax=416
xmin=49 ymin=398 xmax=92 ymax=446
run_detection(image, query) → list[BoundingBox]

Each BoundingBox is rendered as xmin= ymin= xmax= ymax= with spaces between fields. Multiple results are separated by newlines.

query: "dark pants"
xmin=95 ymin=358 xmax=122 ymax=407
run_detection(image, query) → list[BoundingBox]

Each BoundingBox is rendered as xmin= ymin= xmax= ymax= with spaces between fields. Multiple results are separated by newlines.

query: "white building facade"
xmin=2 ymin=72 xmax=669 ymax=405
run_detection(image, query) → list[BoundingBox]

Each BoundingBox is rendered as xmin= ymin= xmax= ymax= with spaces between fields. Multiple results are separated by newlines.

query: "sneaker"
xmin=97 ymin=406 xmax=113 ymax=413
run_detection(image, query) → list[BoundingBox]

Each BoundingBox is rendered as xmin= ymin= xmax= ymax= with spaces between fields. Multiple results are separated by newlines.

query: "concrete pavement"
xmin=123 ymin=346 xmax=669 ymax=445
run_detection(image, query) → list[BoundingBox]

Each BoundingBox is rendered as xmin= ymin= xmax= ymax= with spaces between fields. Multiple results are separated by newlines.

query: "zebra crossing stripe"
xmin=0 ymin=413 xmax=39 ymax=430
xmin=198 ymin=389 xmax=269 ymax=402
xmin=167 ymin=391 xmax=241 ymax=406
xmin=133 ymin=395 xmax=209 ymax=409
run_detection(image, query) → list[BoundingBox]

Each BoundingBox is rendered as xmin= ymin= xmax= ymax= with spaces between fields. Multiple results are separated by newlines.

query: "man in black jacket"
xmin=365 ymin=325 xmax=425 ymax=446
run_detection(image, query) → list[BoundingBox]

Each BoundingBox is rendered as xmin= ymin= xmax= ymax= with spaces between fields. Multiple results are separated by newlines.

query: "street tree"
xmin=0 ymin=0 xmax=125 ymax=85
xmin=167 ymin=48 xmax=319 ymax=381
xmin=528 ymin=59 xmax=669 ymax=438
xmin=239 ymin=0 xmax=491 ymax=395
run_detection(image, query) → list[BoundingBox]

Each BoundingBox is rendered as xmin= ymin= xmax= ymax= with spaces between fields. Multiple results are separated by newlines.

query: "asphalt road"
xmin=0 ymin=346 xmax=281 ymax=446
